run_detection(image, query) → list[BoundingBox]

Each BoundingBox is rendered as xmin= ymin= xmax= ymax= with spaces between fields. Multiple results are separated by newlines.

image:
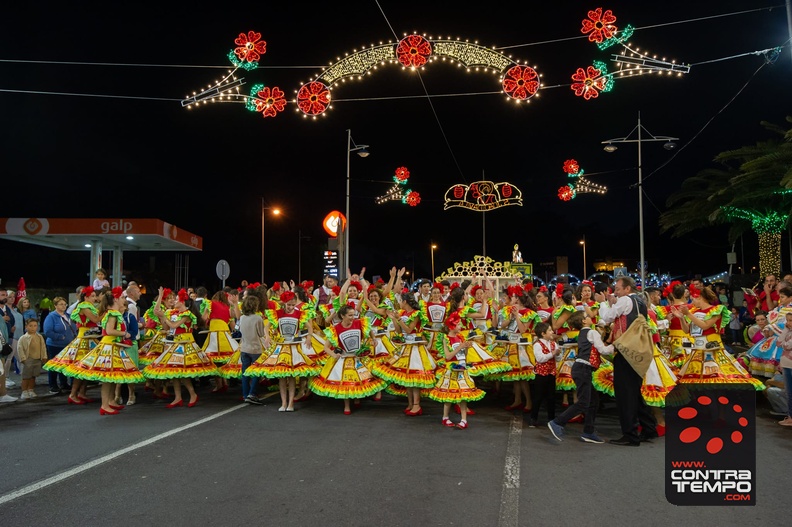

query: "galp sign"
xmin=100 ymin=219 xmax=133 ymax=233
xmin=322 ymin=211 xmax=346 ymax=238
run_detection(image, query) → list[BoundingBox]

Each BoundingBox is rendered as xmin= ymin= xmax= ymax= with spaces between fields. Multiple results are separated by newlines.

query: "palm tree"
xmin=660 ymin=117 xmax=792 ymax=276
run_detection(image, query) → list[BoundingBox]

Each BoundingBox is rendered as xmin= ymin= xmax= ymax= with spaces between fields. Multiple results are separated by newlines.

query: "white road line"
xmin=498 ymin=415 xmax=523 ymax=527
xmin=0 ymin=404 xmax=247 ymax=506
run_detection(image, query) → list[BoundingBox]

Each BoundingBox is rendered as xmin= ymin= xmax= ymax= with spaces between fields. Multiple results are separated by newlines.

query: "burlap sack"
xmin=613 ymin=316 xmax=654 ymax=377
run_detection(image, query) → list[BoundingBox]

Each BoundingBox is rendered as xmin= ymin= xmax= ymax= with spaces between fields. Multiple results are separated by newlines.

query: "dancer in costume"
xmin=143 ymin=288 xmax=219 ymax=408
xmin=311 ymin=305 xmax=387 ymax=414
xmin=655 ymin=281 xmax=691 ymax=368
xmin=534 ymin=286 xmax=553 ymax=324
xmin=641 ymin=291 xmax=678 ymax=436
xmin=293 ymin=283 xmax=326 ymax=402
xmin=114 ymin=300 xmax=141 ymax=406
xmin=138 ymin=288 xmax=176 ymax=399
xmin=429 ymin=312 xmax=485 ymax=429
xmin=552 ymin=288 xmax=579 ymax=406
xmin=674 ymin=285 xmax=764 ymax=390
xmin=371 ymin=293 xmax=435 ymax=416
xmin=361 ymin=270 xmax=401 ymax=401
xmin=46 ymin=286 xmax=102 ymax=405
xmin=496 ymin=284 xmax=541 ymax=413
xmin=462 ymin=277 xmax=495 ymax=341
xmin=246 ymin=290 xmax=321 ymax=412
xmin=423 ymin=282 xmax=449 ymax=358
xmin=334 ymin=269 xmax=368 ymax=320
xmin=528 ymin=322 xmax=561 ymax=427
xmin=67 ymin=287 xmax=144 ymax=415
xmin=747 ymin=285 xmax=792 ymax=378
xmin=576 ymin=281 xmax=600 ymax=323
xmin=202 ymin=289 xmax=240 ymax=394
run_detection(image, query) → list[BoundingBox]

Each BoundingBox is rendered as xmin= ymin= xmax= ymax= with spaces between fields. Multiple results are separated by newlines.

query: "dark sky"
xmin=1 ymin=1 xmax=790 ymax=290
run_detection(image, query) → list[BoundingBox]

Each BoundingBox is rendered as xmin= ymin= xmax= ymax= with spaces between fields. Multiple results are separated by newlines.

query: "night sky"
xmin=1 ymin=1 xmax=789 ymax=291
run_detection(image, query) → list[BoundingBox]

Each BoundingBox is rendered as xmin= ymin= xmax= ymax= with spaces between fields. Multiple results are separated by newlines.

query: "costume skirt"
xmin=371 ymin=342 xmax=437 ymax=389
xmin=592 ymin=358 xmax=614 ymax=397
xmin=677 ymin=335 xmax=764 ymax=390
xmin=665 ymin=329 xmax=690 ymax=369
xmin=44 ymin=327 xmax=99 ymax=373
xmin=201 ymin=319 xmax=239 ymax=364
xmin=641 ymin=346 xmax=678 ymax=407
xmin=218 ymin=350 xmax=242 ymax=379
xmin=245 ymin=341 xmax=321 ymax=379
xmin=487 ymin=341 xmax=536 ymax=382
xmin=138 ymin=332 xmax=169 ymax=366
xmin=555 ymin=344 xmax=577 ymax=391
xmin=370 ymin=332 xmax=397 ymax=363
xmin=428 ymin=363 xmax=486 ymax=403
xmin=142 ymin=334 xmax=219 ymax=379
xmin=746 ymin=336 xmax=782 ymax=377
xmin=309 ymin=354 xmax=387 ymax=399
xmin=462 ymin=340 xmax=512 ymax=377
xmin=66 ymin=336 xmax=145 ymax=384
xmin=303 ymin=333 xmax=330 ymax=366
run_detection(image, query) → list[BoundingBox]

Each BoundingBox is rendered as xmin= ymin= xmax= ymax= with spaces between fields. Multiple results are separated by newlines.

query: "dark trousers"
xmin=46 ymin=345 xmax=70 ymax=390
xmin=529 ymin=374 xmax=556 ymax=422
xmin=613 ymin=353 xmax=656 ymax=442
xmin=555 ymin=363 xmax=598 ymax=434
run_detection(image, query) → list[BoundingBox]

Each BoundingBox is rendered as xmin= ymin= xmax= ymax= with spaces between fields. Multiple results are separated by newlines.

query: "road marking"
xmin=0 ymin=404 xmax=247 ymax=506
xmin=497 ymin=415 xmax=523 ymax=527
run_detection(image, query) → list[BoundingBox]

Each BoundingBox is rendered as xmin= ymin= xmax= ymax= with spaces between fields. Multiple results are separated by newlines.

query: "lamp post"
xmin=602 ymin=111 xmax=677 ymax=289
xmin=260 ymin=200 xmax=281 ymax=284
xmin=431 ymin=244 xmax=437 ymax=280
xmin=298 ymin=229 xmax=310 ymax=283
xmin=343 ymin=129 xmax=370 ymax=275
xmin=579 ymin=237 xmax=586 ymax=280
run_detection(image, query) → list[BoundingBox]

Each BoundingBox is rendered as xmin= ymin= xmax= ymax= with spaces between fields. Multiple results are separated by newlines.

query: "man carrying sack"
xmin=595 ymin=276 xmax=657 ymax=446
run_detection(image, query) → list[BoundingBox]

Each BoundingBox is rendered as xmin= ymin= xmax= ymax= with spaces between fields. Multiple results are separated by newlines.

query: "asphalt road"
xmin=0 ymin=372 xmax=787 ymax=526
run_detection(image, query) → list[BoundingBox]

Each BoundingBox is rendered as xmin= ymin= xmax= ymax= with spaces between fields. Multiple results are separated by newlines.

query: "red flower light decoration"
xmin=234 ymin=31 xmax=267 ymax=64
xmin=395 ymin=167 xmax=410 ymax=182
xmin=255 ymin=86 xmax=287 ymax=118
xmin=396 ymin=35 xmax=432 ymax=68
xmin=297 ymin=81 xmax=331 ymax=115
xmin=502 ymin=65 xmax=539 ymax=100
xmin=581 ymin=8 xmax=618 ymax=43
xmin=558 ymin=186 xmax=575 ymax=201
xmin=571 ymin=66 xmax=607 ymax=100
xmin=563 ymin=159 xmax=580 ymax=175
xmin=405 ymin=191 xmax=421 ymax=207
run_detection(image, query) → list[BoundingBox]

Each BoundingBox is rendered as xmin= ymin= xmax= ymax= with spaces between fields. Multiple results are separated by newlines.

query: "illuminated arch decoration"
xmin=557 ymin=159 xmax=607 ymax=201
xmin=571 ymin=8 xmax=689 ymax=101
xmin=376 ymin=167 xmax=421 ymax=206
xmin=444 ymin=181 xmax=522 ymax=211
xmin=295 ymin=34 xmax=541 ymax=118
xmin=438 ymin=255 xmax=527 ymax=293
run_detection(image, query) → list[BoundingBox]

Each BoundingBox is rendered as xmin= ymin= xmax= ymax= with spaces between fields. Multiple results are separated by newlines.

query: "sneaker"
xmin=28 ymin=390 xmax=37 ymax=398
xmin=49 ymin=388 xmax=61 ymax=395
xmin=527 ymin=420 xmax=538 ymax=428
xmin=580 ymin=432 xmax=605 ymax=444
xmin=5 ymin=379 xmax=15 ymax=388
xmin=0 ymin=394 xmax=18 ymax=403
xmin=245 ymin=395 xmax=264 ymax=405
xmin=20 ymin=391 xmax=31 ymax=400
xmin=769 ymin=410 xmax=787 ymax=417
xmin=547 ymin=420 xmax=564 ymax=441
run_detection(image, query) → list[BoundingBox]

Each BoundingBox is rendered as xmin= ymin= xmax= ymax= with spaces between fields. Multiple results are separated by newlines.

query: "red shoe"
xmin=373 ymin=393 xmax=382 ymax=402
xmin=166 ymin=400 xmax=184 ymax=408
xmin=562 ymin=402 xmax=569 ymax=408
xmin=109 ymin=404 xmax=125 ymax=410
xmin=67 ymin=396 xmax=86 ymax=405
xmin=406 ymin=408 xmax=423 ymax=416
xmin=454 ymin=404 xmax=461 ymax=414
xmin=656 ymin=424 xmax=666 ymax=437
xmin=404 ymin=408 xmax=412 ymax=414
xmin=100 ymin=408 xmax=119 ymax=415
xmin=344 ymin=409 xmax=352 ymax=415
xmin=456 ymin=421 xmax=468 ymax=429
xmin=442 ymin=418 xmax=455 ymax=427
xmin=467 ymin=408 xmax=476 ymax=416
xmin=353 ymin=399 xmax=362 ymax=407
xmin=78 ymin=395 xmax=95 ymax=403
xmin=504 ymin=404 xmax=521 ymax=411
xmin=523 ymin=407 xmax=532 ymax=413
xmin=144 ymin=385 xmax=153 ymax=392
xmin=188 ymin=396 xmax=199 ymax=408
xmin=568 ymin=414 xmax=584 ymax=424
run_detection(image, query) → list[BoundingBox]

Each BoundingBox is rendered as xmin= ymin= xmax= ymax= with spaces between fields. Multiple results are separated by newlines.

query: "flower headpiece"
xmin=162 ymin=288 xmax=173 ymax=300
xmin=688 ymin=284 xmax=701 ymax=298
xmin=367 ymin=284 xmax=378 ymax=294
xmin=347 ymin=301 xmax=357 ymax=309
xmin=82 ymin=286 xmax=95 ymax=297
xmin=178 ymin=288 xmax=189 ymax=303
xmin=301 ymin=280 xmax=314 ymax=291
xmin=112 ymin=286 xmax=124 ymax=299
xmin=539 ymin=285 xmax=548 ymax=293
xmin=450 ymin=282 xmax=461 ymax=290
xmin=270 ymin=282 xmax=281 ymax=292
xmin=331 ymin=285 xmax=341 ymax=295
xmin=349 ymin=280 xmax=362 ymax=291
xmin=471 ymin=285 xmax=483 ymax=296
xmin=280 ymin=291 xmax=295 ymax=303
xmin=506 ymin=285 xmax=522 ymax=297
xmin=663 ymin=280 xmax=681 ymax=299
xmin=556 ymin=283 xmax=564 ymax=295
xmin=445 ymin=312 xmax=462 ymax=329
xmin=402 ymin=287 xmax=409 ymax=295
xmin=582 ymin=280 xmax=594 ymax=288
xmin=433 ymin=282 xmax=444 ymax=290
xmin=524 ymin=283 xmax=534 ymax=294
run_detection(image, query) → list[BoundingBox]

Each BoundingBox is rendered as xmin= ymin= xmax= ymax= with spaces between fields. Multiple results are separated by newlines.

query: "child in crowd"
xmin=17 ymin=318 xmax=48 ymax=400
xmin=774 ymin=307 xmax=792 ymax=427
xmin=93 ymin=268 xmax=110 ymax=291
xmin=729 ymin=306 xmax=743 ymax=346
xmin=528 ymin=322 xmax=560 ymax=428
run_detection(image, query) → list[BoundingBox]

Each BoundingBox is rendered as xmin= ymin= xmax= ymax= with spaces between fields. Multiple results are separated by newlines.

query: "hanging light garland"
xmin=375 ymin=167 xmax=421 ymax=206
xmin=557 ymin=159 xmax=607 ymax=201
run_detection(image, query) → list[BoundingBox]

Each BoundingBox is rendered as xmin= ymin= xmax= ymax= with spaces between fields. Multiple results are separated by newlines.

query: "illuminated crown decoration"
xmin=376 ymin=167 xmax=421 ymax=206
xmin=557 ymin=159 xmax=607 ymax=201
xmin=571 ymin=8 xmax=688 ymax=101
xmin=444 ymin=181 xmax=522 ymax=211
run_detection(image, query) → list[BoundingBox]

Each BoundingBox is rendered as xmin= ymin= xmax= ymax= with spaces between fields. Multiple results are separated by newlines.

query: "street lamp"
xmin=343 ymin=129 xmax=370 ymax=275
xmin=579 ymin=237 xmax=586 ymax=280
xmin=298 ymin=229 xmax=310 ymax=283
xmin=261 ymin=200 xmax=281 ymax=284
xmin=431 ymin=244 xmax=437 ymax=280
xmin=602 ymin=111 xmax=677 ymax=289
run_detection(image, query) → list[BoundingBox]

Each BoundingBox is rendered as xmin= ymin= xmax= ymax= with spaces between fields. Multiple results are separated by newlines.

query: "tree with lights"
xmin=660 ymin=117 xmax=792 ymax=277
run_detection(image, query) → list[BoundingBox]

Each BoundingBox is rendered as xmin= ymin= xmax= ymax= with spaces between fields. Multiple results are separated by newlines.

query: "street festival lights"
xmin=602 ymin=111 xmax=677 ymax=288
xmin=431 ymin=243 xmax=437 ymax=280
xmin=580 ymin=237 xmax=586 ymax=280
xmin=343 ymin=129 xmax=369 ymax=274
xmin=261 ymin=201 xmax=281 ymax=284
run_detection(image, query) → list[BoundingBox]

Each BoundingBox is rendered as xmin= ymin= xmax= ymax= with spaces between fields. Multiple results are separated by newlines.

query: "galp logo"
xmin=665 ymin=385 xmax=756 ymax=506
xmin=100 ymin=220 xmax=133 ymax=233
xmin=23 ymin=218 xmax=43 ymax=234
